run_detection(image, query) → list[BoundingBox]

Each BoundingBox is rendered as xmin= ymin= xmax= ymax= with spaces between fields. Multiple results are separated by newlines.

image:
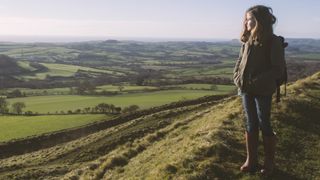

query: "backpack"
xmin=268 ymin=36 xmax=288 ymax=103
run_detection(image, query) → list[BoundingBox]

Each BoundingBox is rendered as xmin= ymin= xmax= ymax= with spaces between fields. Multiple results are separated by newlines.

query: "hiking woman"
xmin=233 ymin=5 xmax=285 ymax=175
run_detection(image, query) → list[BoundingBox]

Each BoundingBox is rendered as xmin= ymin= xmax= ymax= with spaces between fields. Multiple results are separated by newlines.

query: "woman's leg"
xmin=254 ymin=95 xmax=273 ymax=136
xmin=241 ymin=94 xmax=260 ymax=172
xmin=255 ymin=95 xmax=276 ymax=175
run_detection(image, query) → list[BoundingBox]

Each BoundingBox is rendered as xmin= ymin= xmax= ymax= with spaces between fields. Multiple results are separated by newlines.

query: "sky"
xmin=0 ymin=0 xmax=319 ymax=42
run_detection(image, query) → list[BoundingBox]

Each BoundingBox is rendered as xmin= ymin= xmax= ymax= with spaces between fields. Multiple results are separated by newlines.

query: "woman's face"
xmin=245 ymin=13 xmax=256 ymax=32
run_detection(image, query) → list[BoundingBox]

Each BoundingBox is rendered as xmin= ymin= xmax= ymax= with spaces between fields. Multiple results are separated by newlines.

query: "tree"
xmin=83 ymin=107 xmax=91 ymax=114
xmin=96 ymin=103 xmax=109 ymax=113
xmin=109 ymin=104 xmax=115 ymax=113
xmin=118 ymin=85 xmax=124 ymax=92
xmin=69 ymin=87 xmax=75 ymax=95
xmin=75 ymin=81 xmax=96 ymax=95
xmin=0 ymin=97 xmax=9 ymax=114
xmin=122 ymin=105 xmax=139 ymax=114
xmin=114 ymin=107 xmax=122 ymax=114
xmin=25 ymin=111 xmax=33 ymax=116
xmin=8 ymin=89 xmax=23 ymax=98
xmin=12 ymin=102 xmax=26 ymax=114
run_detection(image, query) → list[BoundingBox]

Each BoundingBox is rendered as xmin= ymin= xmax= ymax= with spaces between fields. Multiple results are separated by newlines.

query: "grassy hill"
xmin=0 ymin=71 xmax=319 ymax=179
xmin=0 ymin=55 xmax=29 ymax=76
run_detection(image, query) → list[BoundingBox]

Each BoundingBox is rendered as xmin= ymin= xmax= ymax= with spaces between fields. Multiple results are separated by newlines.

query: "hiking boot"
xmin=240 ymin=131 xmax=259 ymax=173
xmin=261 ymin=134 xmax=277 ymax=175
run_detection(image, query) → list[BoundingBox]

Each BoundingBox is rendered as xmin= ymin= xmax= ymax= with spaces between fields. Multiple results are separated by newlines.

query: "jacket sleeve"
xmin=233 ymin=44 xmax=245 ymax=86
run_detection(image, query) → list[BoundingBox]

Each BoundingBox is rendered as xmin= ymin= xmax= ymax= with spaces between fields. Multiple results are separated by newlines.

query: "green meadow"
xmin=165 ymin=84 xmax=235 ymax=91
xmin=3 ymin=87 xmax=71 ymax=96
xmin=0 ymin=114 xmax=109 ymax=142
xmin=96 ymin=84 xmax=159 ymax=92
xmin=7 ymin=89 xmax=232 ymax=114
xmin=166 ymin=66 xmax=234 ymax=78
xmin=21 ymin=62 xmax=124 ymax=80
xmin=293 ymin=53 xmax=320 ymax=60
xmin=17 ymin=61 xmax=37 ymax=71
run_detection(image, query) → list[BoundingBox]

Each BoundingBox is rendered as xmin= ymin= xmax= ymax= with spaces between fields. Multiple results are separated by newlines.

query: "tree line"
xmin=0 ymin=97 xmax=139 ymax=116
xmin=0 ymin=97 xmax=26 ymax=114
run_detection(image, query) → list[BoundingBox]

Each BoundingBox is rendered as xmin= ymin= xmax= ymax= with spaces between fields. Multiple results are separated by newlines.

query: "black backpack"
xmin=267 ymin=36 xmax=288 ymax=103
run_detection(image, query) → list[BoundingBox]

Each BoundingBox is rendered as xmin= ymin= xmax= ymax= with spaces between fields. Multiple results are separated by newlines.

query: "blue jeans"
xmin=242 ymin=94 xmax=275 ymax=136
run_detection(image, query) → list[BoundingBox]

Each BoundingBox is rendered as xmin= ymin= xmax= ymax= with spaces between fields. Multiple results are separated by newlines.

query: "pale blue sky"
xmin=0 ymin=0 xmax=319 ymax=41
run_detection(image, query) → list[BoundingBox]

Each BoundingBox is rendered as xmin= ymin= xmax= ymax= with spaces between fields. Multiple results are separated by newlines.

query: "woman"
xmin=233 ymin=5 xmax=285 ymax=175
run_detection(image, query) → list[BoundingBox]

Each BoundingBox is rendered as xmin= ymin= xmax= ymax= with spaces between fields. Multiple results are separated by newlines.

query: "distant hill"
xmin=0 ymin=55 xmax=28 ymax=76
xmin=0 ymin=71 xmax=319 ymax=179
xmin=0 ymin=55 xmax=30 ymax=88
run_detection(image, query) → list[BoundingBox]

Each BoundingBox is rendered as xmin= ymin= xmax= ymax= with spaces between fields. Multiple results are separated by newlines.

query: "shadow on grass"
xmin=201 ymin=116 xmax=306 ymax=180
xmin=281 ymin=98 xmax=320 ymax=136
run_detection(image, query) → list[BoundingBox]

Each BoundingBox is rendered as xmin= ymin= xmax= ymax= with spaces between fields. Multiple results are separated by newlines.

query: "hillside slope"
xmin=0 ymin=72 xmax=319 ymax=179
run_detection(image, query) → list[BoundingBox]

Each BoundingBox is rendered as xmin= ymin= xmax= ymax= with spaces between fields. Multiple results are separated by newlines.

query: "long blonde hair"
xmin=240 ymin=5 xmax=276 ymax=45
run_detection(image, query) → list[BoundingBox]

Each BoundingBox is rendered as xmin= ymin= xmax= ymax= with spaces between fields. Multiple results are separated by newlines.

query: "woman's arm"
xmin=233 ymin=44 xmax=245 ymax=86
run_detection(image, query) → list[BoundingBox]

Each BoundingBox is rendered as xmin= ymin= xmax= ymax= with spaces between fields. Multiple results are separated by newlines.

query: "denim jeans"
xmin=242 ymin=93 xmax=275 ymax=136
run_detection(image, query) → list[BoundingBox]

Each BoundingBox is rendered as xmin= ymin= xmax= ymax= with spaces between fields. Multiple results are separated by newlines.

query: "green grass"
xmin=3 ymin=46 xmax=79 ymax=59
xmin=3 ymin=85 xmax=158 ymax=96
xmin=5 ymin=87 xmax=71 ymax=96
xmin=165 ymin=84 xmax=235 ymax=91
xmin=166 ymin=66 xmax=234 ymax=78
xmin=22 ymin=63 xmax=124 ymax=80
xmin=96 ymin=85 xmax=159 ymax=92
xmin=87 ymin=71 xmax=320 ymax=180
xmin=0 ymin=114 xmax=108 ymax=142
xmin=7 ymin=90 xmax=227 ymax=113
xmin=292 ymin=53 xmax=320 ymax=60
xmin=17 ymin=61 xmax=37 ymax=71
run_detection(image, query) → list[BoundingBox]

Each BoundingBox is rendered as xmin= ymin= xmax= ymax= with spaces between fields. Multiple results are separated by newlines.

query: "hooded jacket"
xmin=233 ymin=34 xmax=285 ymax=95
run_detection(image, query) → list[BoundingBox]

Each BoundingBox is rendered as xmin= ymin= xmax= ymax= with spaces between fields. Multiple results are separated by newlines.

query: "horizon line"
xmin=0 ymin=35 xmax=319 ymax=43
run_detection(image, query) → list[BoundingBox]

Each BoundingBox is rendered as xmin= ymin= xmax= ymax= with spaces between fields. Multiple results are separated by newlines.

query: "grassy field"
xmin=166 ymin=66 xmax=234 ymax=78
xmin=3 ymin=85 xmax=159 ymax=96
xmin=7 ymin=89 xmax=229 ymax=113
xmin=21 ymin=62 xmax=124 ymax=80
xmin=3 ymin=46 xmax=79 ymax=60
xmin=0 ymin=114 xmax=109 ymax=142
xmin=96 ymin=85 xmax=159 ymax=92
xmin=165 ymin=84 xmax=235 ymax=90
xmin=3 ymin=87 xmax=71 ymax=96
xmin=2 ymin=84 xmax=235 ymax=96
xmin=17 ymin=61 xmax=37 ymax=71
xmin=292 ymin=53 xmax=320 ymax=60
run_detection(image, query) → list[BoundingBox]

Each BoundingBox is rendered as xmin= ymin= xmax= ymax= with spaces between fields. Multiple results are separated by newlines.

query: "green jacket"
xmin=233 ymin=35 xmax=285 ymax=95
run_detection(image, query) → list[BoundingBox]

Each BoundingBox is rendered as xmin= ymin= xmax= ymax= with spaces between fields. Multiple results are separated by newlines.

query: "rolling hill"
xmin=0 ymin=71 xmax=319 ymax=179
xmin=0 ymin=55 xmax=28 ymax=76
